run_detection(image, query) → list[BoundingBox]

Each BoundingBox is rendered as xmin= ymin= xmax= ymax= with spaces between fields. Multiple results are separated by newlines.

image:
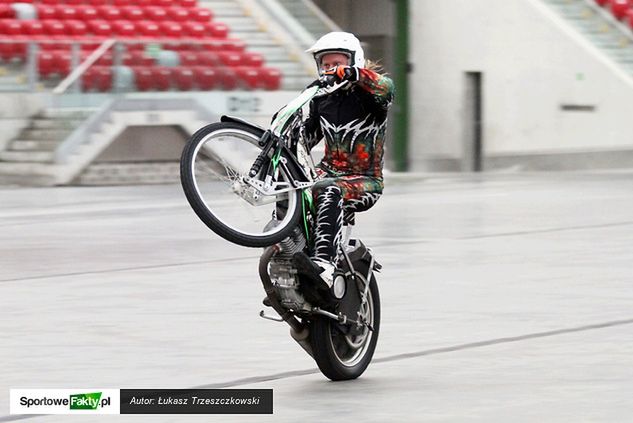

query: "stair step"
xmin=38 ymin=108 xmax=95 ymax=119
xmin=0 ymin=150 xmax=55 ymax=163
xmin=30 ymin=118 xmax=84 ymax=129
xmin=10 ymin=140 xmax=60 ymax=151
xmin=19 ymin=128 xmax=73 ymax=140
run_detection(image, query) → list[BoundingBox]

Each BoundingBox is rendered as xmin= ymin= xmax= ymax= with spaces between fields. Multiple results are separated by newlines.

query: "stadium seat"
xmin=37 ymin=51 xmax=56 ymax=76
xmin=83 ymin=66 xmax=112 ymax=91
xmin=36 ymin=5 xmax=57 ymax=20
xmin=242 ymin=51 xmax=264 ymax=67
xmin=159 ymin=21 xmax=183 ymax=37
xmin=608 ymin=0 xmax=633 ymax=19
xmin=123 ymin=50 xmax=153 ymax=66
xmin=261 ymin=67 xmax=282 ymax=90
xmin=1 ymin=20 xmax=22 ymax=35
xmin=217 ymin=67 xmax=238 ymax=90
xmin=151 ymin=0 xmax=174 ymax=7
xmin=121 ymin=6 xmax=144 ymax=21
xmin=89 ymin=20 xmax=113 ymax=36
xmin=192 ymin=66 xmax=217 ymax=90
xmin=595 ymin=0 xmax=610 ymax=5
xmin=42 ymin=20 xmax=66 ymax=36
xmin=235 ymin=66 xmax=260 ymax=89
xmin=66 ymin=20 xmax=88 ymax=36
xmin=206 ymin=22 xmax=229 ymax=38
xmin=137 ymin=20 xmax=160 ymax=37
xmin=97 ymin=6 xmax=121 ymax=21
xmin=183 ymin=22 xmax=206 ymax=38
xmin=77 ymin=6 xmax=99 ymax=21
xmin=0 ymin=4 xmax=15 ymax=18
xmin=112 ymin=20 xmax=136 ymax=36
xmin=22 ymin=20 xmax=44 ymax=35
xmin=190 ymin=7 xmax=213 ymax=22
xmin=152 ymin=66 xmax=171 ymax=90
xmin=218 ymin=51 xmax=242 ymax=67
xmin=132 ymin=66 xmax=153 ymax=90
xmin=173 ymin=66 xmax=194 ymax=90
xmin=166 ymin=7 xmax=189 ymax=22
xmin=180 ymin=0 xmax=198 ymax=8
xmin=145 ymin=7 xmax=168 ymax=21
xmin=56 ymin=6 xmax=79 ymax=20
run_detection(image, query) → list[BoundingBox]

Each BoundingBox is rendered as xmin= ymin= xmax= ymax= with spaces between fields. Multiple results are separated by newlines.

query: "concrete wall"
xmin=410 ymin=0 xmax=633 ymax=171
xmin=0 ymin=93 xmax=44 ymax=150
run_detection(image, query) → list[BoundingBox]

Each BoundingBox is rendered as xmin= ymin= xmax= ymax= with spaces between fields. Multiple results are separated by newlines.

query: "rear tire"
xmin=180 ymin=121 xmax=303 ymax=247
xmin=309 ymin=260 xmax=380 ymax=381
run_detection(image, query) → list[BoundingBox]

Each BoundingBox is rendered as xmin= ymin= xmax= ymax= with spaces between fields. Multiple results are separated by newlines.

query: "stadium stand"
xmin=0 ymin=0 xmax=282 ymax=91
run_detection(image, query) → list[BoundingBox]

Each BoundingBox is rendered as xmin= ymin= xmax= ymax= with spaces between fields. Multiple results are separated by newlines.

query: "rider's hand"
xmin=322 ymin=65 xmax=360 ymax=85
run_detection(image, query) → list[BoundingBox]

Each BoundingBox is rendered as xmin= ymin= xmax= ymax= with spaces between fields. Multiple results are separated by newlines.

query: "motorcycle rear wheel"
xmin=309 ymin=261 xmax=380 ymax=381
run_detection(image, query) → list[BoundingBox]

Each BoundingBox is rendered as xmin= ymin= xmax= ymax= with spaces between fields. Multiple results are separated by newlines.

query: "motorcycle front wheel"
xmin=180 ymin=121 xmax=302 ymax=247
xmin=309 ymin=260 xmax=381 ymax=381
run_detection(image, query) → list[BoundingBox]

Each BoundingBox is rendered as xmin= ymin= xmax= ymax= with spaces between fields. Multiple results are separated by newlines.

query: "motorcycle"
xmin=180 ymin=78 xmax=381 ymax=381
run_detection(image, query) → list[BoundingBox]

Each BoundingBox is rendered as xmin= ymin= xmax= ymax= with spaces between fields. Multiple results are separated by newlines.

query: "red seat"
xmin=83 ymin=66 xmax=112 ymax=91
xmin=218 ymin=51 xmax=242 ymax=67
xmin=173 ymin=66 xmax=194 ymax=90
xmin=221 ymin=38 xmax=245 ymax=52
xmin=137 ymin=21 xmax=160 ymax=37
xmin=123 ymin=50 xmax=153 ymax=66
xmin=180 ymin=0 xmax=197 ymax=8
xmin=38 ymin=51 xmax=56 ymax=77
xmin=235 ymin=66 xmax=260 ymax=89
xmin=152 ymin=66 xmax=172 ymax=90
xmin=1 ymin=20 xmax=22 ymax=35
xmin=121 ymin=6 xmax=144 ymax=21
xmin=112 ymin=0 xmax=133 ymax=6
xmin=77 ymin=6 xmax=99 ymax=21
xmin=42 ymin=20 xmax=66 ymax=36
xmin=609 ymin=0 xmax=633 ymax=19
xmin=97 ymin=6 xmax=122 ymax=21
xmin=179 ymin=51 xmax=200 ymax=66
xmin=133 ymin=66 xmax=153 ymax=91
xmin=243 ymin=51 xmax=264 ymax=67
xmin=190 ymin=7 xmax=213 ymax=22
xmin=166 ymin=7 xmax=189 ymax=22
xmin=596 ymin=0 xmax=610 ymax=5
xmin=0 ymin=4 xmax=15 ymax=19
xmin=88 ymin=0 xmax=109 ymax=6
xmin=36 ymin=5 xmax=57 ymax=20
xmin=217 ymin=67 xmax=237 ymax=90
xmin=159 ymin=21 xmax=183 ymax=37
xmin=54 ymin=51 xmax=71 ymax=76
xmin=192 ymin=66 xmax=217 ymax=90
xmin=22 ymin=20 xmax=45 ymax=35
xmin=89 ymin=20 xmax=113 ymax=36
xmin=205 ymin=22 xmax=228 ymax=38
xmin=66 ymin=20 xmax=87 ymax=36
xmin=112 ymin=20 xmax=135 ymax=36
xmin=56 ymin=6 xmax=79 ymax=20
xmin=183 ymin=22 xmax=206 ymax=37
xmin=261 ymin=67 xmax=281 ymax=90
xmin=151 ymin=0 xmax=173 ymax=7
xmin=145 ymin=7 xmax=168 ymax=21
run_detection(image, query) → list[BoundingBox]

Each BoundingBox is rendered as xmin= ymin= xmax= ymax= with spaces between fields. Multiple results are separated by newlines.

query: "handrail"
xmin=255 ymin=0 xmax=316 ymax=48
xmin=54 ymin=98 xmax=116 ymax=164
xmin=581 ymin=0 xmax=633 ymax=44
xmin=53 ymin=38 xmax=116 ymax=95
xmin=298 ymin=0 xmax=341 ymax=33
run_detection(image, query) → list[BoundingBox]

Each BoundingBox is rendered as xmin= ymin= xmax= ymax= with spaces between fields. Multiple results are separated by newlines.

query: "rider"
xmin=293 ymin=31 xmax=394 ymax=296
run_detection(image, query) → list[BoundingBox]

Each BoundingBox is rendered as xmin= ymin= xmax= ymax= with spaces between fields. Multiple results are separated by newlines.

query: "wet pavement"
xmin=1 ymin=171 xmax=632 ymax=422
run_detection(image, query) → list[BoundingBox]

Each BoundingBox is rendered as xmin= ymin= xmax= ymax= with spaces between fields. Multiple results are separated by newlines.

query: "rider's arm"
xmin=356 ymin=69 xmax=395 ymax=111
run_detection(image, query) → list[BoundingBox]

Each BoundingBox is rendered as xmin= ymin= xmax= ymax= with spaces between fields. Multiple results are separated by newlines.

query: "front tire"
xmin=180 ymin=121 xmax=303 ymax=248
xmin=309 ymin=261 xmax=381 ymax=381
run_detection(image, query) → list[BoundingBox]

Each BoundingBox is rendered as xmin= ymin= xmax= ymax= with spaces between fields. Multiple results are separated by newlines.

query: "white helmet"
xmin=305 ymin=31 xmax=365 ymax=73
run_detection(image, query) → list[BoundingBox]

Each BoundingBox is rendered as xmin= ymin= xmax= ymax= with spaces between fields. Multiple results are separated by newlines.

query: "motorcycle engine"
xmin=269 ymin=227 xmax=310 ymax=311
